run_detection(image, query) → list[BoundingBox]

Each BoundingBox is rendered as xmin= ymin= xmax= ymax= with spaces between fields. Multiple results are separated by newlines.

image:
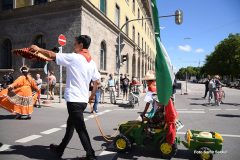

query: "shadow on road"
xmin=189 ymin=103 xmax=208 ymax=106
xmin=221 ymin=103 xmax=240 ymax=106
xmin=188 ymin=98 xmax=204 ymax=100
xmin=0 ymin=114 xmax=16 ymax=120
xmin=0 ymin=145 xmax=57 ymax=160
xmin=116 ymin=147 xmax=196 ymax=160
xmin=216 ymin=114 xmax=240 ymax=118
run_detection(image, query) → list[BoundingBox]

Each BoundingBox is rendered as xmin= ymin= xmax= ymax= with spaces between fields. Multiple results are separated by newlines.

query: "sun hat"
xmin=143 ymin=70 xmax=156 ymax=80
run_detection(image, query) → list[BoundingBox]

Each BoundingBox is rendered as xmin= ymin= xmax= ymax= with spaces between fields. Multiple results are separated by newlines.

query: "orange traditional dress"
xmin=0 ymin=75 xmax=39 ymax=115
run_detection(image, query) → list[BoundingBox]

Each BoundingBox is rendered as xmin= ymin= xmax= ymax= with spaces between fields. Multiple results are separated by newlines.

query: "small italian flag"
xmin=151 ymin=0 xmax=175 ymax=106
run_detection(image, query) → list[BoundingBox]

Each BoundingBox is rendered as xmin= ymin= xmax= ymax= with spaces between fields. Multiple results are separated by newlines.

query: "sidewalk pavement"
xmin=39 ymin=91 xmax=145 ymax=108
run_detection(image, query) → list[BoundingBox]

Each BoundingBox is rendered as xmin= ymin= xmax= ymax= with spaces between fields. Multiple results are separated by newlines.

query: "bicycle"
xmin=215 ymin=87 xmax=225 ymax=106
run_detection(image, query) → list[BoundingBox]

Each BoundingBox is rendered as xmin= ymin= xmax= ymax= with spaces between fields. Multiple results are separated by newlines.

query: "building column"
xmin=13 ymin=0 xmax=17 ymax=8
xmin=139 ymin=50 xmax=142 ymax=81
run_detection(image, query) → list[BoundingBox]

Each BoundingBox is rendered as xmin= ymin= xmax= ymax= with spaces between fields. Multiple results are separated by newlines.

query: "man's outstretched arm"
xmin=30 ymin=45 xmax=56 ymax=60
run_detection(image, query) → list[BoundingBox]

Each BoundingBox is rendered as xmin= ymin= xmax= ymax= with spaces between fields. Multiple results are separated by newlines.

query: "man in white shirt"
xmin=30 ymin=35 xmax=100 ymax=160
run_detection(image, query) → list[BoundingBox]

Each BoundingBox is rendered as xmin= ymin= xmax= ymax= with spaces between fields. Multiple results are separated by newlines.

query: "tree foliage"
xmin=202 ymin=33 xmax=240 ymax=78
xmin=176 ymin=66 xmax=201 ymax=80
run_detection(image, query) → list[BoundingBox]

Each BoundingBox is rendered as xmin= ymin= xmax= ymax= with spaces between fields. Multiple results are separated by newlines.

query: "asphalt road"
xmin=0 ymin=82 xmax=240 ymax=160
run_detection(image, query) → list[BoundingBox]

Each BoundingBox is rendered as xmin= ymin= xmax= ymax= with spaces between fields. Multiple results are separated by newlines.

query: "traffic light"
xmin=121 ymin=55 xmax=128 ymax=63
xmin=175 ymin=10 xmax=183 ymax=25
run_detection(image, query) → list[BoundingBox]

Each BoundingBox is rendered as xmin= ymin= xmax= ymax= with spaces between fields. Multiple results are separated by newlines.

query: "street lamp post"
xmin=116 ymin=10 xmax=183 ymax=97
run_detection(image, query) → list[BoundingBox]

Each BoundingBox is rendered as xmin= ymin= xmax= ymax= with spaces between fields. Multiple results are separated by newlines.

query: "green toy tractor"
xmin=113 ymin=120 xmax=180 ymax=159
xmin=113 ymin=120 xmax=224 ymax=160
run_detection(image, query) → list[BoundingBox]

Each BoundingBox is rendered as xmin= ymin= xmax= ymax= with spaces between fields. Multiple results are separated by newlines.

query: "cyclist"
xmin=214 ymin=75 xmax=225 ymax=105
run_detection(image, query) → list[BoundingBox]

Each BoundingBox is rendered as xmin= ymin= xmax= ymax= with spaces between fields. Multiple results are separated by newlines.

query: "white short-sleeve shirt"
xmin=144 ymin=91 xmax=154 ymax=103
xmin=56 ymin=53 xmax=100 ymax=103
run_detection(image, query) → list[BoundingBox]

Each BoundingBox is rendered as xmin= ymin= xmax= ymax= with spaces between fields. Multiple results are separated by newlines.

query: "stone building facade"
xmin=0 ymin=0 xmax=156 ymax=82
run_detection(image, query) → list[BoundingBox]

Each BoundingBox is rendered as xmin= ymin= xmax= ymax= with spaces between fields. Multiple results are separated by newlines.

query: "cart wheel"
xmin=159 ymin=141 xmax=178 ymax=159
xmin=198 ymin=147 xmax=213 ymax=160
xmin=113 ymin=134 xmax=131 ymax=153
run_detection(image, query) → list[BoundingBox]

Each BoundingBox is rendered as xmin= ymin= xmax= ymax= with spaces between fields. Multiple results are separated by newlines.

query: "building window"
xmin=32 ymin=35 xmax=46 ymax=68
xmin=145 ymin=42 xmax=146 ymax=53
xmin=0 ymin=39 xmax=12 ymax=69
xmin=100 ymin=0 xmax=106 ymax=15
xmin=115 ymin=4 xmax=120 ymax=27
xmin=142 ymin=38 xmax=143 ymax=50
xmin=132 ymin=0 xmax=135 ymax=13
xmin=34 ymin=0 xmax=47 ymax=5
xmin=125 ymin=17 xmax=129 ymax=36
xmin=2 ymin=0 xmax=13 ymax=10
xmin=137 ymin=33 xmax=140 ymax=46
xmin=132 ymin=26 xmax=135 ymax=42
xmin=142 ymin=16 xmax=143 ymax=26
xmin=145 ymin=22 xmax=146 ymax=32
xmin=100 ymin=41 xmax=107 ymax=70
xmin=138 ymin=8 xmax=140 ymax=19
xmin=126 ymin=54 xmax=129 ymax=73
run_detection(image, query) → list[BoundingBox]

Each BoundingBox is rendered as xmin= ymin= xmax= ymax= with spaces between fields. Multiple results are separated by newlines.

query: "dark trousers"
xmin=204 ymin=87 xmax=209 ymax=98
xmin=59 ymin=102 xmax=95 ymax=157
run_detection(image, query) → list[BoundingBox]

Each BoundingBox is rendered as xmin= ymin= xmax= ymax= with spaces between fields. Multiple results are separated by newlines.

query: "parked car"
xmin=229 ymin=79 xmax=240 ymax=88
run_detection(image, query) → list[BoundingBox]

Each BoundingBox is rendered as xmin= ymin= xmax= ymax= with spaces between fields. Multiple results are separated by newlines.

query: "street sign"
xmin=58 ymin=34 xmax=66 ymax=46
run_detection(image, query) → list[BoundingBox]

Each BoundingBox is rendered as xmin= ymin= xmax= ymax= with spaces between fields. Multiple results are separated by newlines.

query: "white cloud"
xmin=178 ymin=45 xmax=192 ymax=52
xmin=195 ymin=48 xmax=205 ymax=53
xmin=160 ymin=26 xmax=165 ymax=30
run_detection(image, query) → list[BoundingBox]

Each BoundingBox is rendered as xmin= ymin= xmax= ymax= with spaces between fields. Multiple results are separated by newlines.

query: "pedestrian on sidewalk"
xmin=203 ymin=75 xmax=210 ymax=99
xmin=108 ymin=74 xmax=116 ymax=104
xmin=35 ymin=73 xmax=42 ymax=108
xmin=30 ymin=35 xmax=100 ymax=160
xmin=92 ymin=80 xmax=101 ymax=113
xmin=99 ymin=77 xmax=106 ymax=103
xmin=122 ymin=74 xmax=130 ymax=101
xmin=47 ymin=71 xmax=56 ymax=100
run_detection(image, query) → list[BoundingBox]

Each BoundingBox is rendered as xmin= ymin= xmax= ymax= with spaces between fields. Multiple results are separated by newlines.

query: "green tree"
xmin=203 ymin=33 xmax=240 ymax=79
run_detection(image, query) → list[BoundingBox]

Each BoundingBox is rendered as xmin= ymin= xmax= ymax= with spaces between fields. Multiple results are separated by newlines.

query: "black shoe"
xmin=86 ymin=155 xmax=97 ymax=160
xmin=49 ymin=144 xmax=64 ymax=158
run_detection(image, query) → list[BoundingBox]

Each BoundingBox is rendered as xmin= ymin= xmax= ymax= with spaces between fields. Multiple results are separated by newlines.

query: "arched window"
xmin=132 ymin=54 xmax=136 ymax=77
xmin=32 ymin=35 xmax=46 ymax=68
xmin=0 ymin=39 xmax=12 ymax=69
xmin=100 ymin=41 xmax=107 ymax=70
xmin=137 ymin=57 xmax=140 ymax=79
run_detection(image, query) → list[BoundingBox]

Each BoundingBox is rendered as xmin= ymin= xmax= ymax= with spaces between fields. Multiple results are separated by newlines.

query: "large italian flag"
xmin=151 ymin=0 xmax=175 ymax=106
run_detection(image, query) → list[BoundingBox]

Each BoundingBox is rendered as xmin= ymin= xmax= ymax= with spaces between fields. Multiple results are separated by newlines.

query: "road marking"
xmin=209 ymin=109 xmax=222 ymax=111
xmin=0 ymin=144 xmax=11 ymax=152
xmin=176 ymin=109 xmax=188 ymax=111
xmin=113 ymin=108 xmax=140 ymax=111
xmin=221 ymin=134 xmax=240 ymax=138
xmin=177 ymin=132 xmax=240 ymax=138
xmin=60 ymin=124 xmax=66 ymax=128
xmin=99 ymin=150 xmax=116 ymax=156
xmin=177 ymin=111 xmax=205 ymax=114
xmin=41 ymin=128 xmax=62 ymax=135
xmin=224 ymin=109 xmax=239 ymax=111
xmin=192 ymin=109 xmax=204 ymax=111
xmin=15 ymin=135 xmax=42 ymax=143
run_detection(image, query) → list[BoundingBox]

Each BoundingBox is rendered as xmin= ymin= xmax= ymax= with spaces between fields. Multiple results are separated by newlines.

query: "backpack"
xmin=209 ymin=80 xmax=216 ymax=89
xmin=123 ymin=79 xmax=128 ymax=86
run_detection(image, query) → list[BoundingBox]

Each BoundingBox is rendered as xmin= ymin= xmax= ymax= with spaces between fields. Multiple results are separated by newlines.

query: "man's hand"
xmin=8 ymin=85 xmax=13 ymax=91
xmin=30 ymin=45 xmax=40 ymax=51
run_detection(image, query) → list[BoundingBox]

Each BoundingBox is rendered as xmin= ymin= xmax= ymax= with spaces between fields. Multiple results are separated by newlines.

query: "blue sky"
xmin=156 ymin=0 xmax=240 ymax=72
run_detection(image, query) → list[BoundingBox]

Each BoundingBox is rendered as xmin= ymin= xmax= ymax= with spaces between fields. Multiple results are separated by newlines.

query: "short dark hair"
xmin=75 ymin=35 xmax=91 ymax=49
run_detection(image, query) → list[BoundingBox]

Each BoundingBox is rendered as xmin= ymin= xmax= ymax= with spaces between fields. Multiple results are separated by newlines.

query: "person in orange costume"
xmin=0 ymin=66 xmax=40 ymax=120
